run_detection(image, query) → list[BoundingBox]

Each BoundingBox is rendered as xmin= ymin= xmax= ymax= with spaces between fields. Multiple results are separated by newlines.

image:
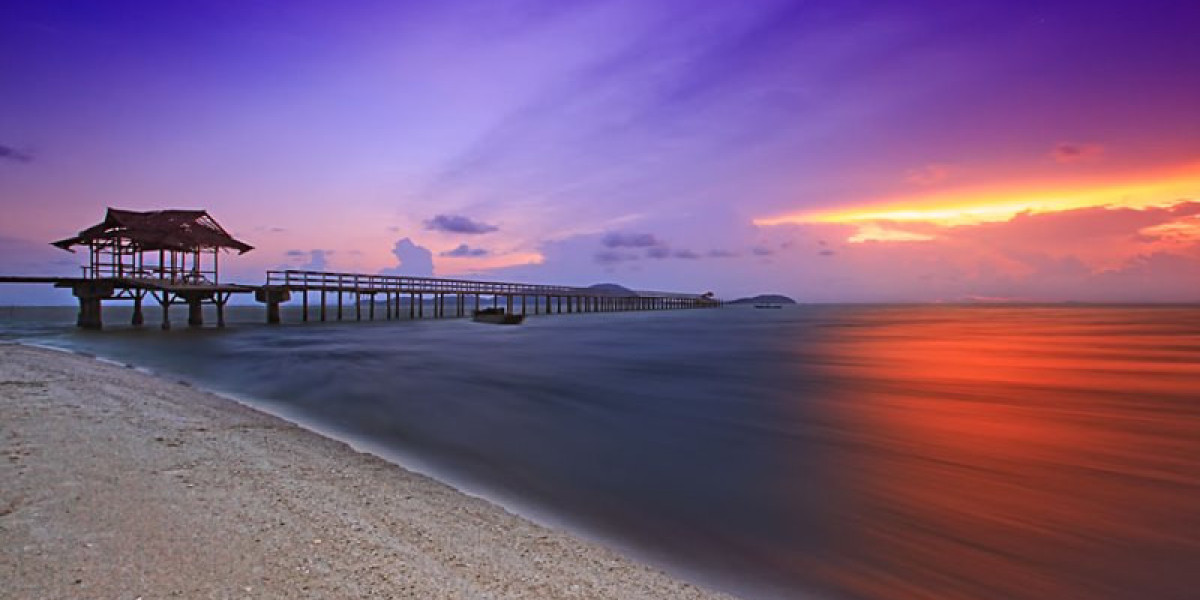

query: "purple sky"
xmin=2 ymin=1 xmax=1199 ymax=303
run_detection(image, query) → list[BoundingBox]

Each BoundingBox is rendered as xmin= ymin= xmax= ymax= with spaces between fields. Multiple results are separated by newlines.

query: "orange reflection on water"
xmin=794 ymin=307 xmax=1200 ymax=600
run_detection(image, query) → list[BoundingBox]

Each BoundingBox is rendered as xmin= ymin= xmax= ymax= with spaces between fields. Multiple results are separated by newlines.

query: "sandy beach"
xmin=0 ymin=344 xmax=732 ymax=599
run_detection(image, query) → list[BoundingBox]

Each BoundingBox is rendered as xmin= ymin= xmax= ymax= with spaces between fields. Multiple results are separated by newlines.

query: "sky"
xmin=2 ymin=0 xmax=1199 ymax=303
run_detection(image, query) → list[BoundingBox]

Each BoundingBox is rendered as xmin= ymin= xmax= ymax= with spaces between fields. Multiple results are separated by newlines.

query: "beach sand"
xmin=0 ymin=344 xmax=732 ymax=599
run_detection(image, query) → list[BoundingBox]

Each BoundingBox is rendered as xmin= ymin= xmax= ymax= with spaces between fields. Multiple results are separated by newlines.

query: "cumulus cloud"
xmin=0 ymin=145 xmax=32 ymax=163
xmin=440 ymin=243 xmax=489 ymax=257
xmin=285 ymin=249 xmax=332 ymax=270
xmin=602 ymin=232 xmax=660 ymax=248
xmin=425 ymin=214 xmax=498 ymax=234
xmin=381 ymin=238 xmax=435 ymax=276
xmin=1051 ymin=143 xmax=1104 ymax=163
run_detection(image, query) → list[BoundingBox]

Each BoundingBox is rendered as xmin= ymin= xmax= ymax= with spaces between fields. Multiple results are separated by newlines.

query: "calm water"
xmin=2 ymin=304 xmax=1199 ymax=599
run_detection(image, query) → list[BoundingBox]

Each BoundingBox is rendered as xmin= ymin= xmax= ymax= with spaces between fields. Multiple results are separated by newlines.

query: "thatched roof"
xmin=52 ymin=208 xmax=253 ymax=254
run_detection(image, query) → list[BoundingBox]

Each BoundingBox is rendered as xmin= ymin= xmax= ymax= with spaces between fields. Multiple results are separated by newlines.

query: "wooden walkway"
xmin=262 ymin=270 xmax=716 ymax=323
xmin=0 ymin=270 xmax=720 ymax=329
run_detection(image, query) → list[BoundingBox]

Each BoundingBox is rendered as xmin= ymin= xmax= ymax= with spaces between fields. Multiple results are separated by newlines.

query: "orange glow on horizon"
xmin=754 ymin=161 xmax=1200 ymax=233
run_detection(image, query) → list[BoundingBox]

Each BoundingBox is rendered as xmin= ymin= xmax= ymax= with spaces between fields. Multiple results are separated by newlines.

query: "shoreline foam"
xmin=0 ymin=343 xmax=733 ymax=599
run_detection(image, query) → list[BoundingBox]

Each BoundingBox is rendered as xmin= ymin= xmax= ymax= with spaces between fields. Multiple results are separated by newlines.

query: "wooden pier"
xmin=259 ymin=270 xmax=717 ymax=325
xmin=0 ymin=208 xmax=720 ymax=330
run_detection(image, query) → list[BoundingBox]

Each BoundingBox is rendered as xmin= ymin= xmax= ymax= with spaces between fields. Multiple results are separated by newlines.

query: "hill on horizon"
xmin=728 ymin=294 xmax=797 ymax=305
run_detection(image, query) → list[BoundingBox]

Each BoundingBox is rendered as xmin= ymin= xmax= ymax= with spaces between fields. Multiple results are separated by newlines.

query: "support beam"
xmin=131 ymin=293 xmax=144 ymax=326
xmin=187 ymin=296 xmax=203 ymax=328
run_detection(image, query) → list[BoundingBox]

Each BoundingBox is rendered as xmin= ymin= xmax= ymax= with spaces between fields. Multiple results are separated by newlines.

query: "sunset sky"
xmin=2 ymin=1 xmax=1199 ymax=302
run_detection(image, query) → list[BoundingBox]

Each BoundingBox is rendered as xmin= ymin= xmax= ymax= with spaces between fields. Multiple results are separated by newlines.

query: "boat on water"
xmin=754 ymin=304 xmax=783 ymax=309
xmin=472 ymin=307 xmax=525 ymax=325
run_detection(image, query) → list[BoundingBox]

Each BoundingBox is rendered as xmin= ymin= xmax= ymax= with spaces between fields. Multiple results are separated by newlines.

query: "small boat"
xmin=472 ymin=307 xmax=525 ymax=325
xmin=754 ymin=304 xmax=783 ymax=309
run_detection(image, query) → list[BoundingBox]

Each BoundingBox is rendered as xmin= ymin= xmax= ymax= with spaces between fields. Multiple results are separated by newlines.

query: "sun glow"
xmin=754 ymin=162 xmax=1200 ymax=233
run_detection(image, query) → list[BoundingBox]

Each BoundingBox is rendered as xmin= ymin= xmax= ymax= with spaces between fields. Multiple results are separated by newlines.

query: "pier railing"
xmin=266 ymin=269 xmax=704 ymax=299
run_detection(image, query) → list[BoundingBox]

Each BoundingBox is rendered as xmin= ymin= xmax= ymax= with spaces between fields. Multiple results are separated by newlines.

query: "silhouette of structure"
xmin=0 ymin=208 xmax=720 ymax=329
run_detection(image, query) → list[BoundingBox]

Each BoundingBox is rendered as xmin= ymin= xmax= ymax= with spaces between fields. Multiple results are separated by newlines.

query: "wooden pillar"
xmin=357 ymin=291 xmax=363 ymax=321
xmin=474 ymin=294 xmax=480 ymax=314
xmin=418 ymin=293 xmax=424 ymax=318
xmin=76 ymin=296 xmax=102 ymax=330
xmin=187 ymin=296 xmax=203 ymax=328
xmin=410 ymin=293 xmax=416 ymax=319
xmin=302 ymin=288 xmax=309 ymax=322
xmin=337 ymin=290 xmax=343 ymax=321
xmin=368 ymin=293 xmax=375 ymax=321
xmin=160 ymin=296 xmax=171 ymax=330
xmin=385 ymin=292 xmax=392 ymax=320
xmin=320 ymin=289 xmax=327 ymax=321
xmin=521 ymin=295 xmax=526 ymax=316
xmin=216 ymin=295 xmax=227 ymax=328
xmin=506 ymin=295 xmax=513 ymax=314
xmin=131 ymin=293 xmax=144 ymax=326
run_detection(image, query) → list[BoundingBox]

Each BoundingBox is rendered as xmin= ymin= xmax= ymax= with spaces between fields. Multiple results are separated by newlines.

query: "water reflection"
xmin=3 ymin=305 xmax=1198 ymax=599
xmin=797 ymin=307 xmax=1200 ymax=599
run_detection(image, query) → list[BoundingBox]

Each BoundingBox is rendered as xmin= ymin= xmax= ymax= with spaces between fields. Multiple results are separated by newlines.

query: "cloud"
xmin=707 ymin=249 xmax=738 ymax=258
xmin=646 ymin=246 xmax=671 ymax=259
xmin=0 ymin=145 xmax=33 ymax=163
xmin=673 ymin=249 xmax=700 ymax=259
xmin=595 ymin=250 xmax=639 ymax=264
xmin=818 ymin=249 xmax=836 ymax=256
xmin=751 ymin=245 xmax=774 ymax=256
xmin=425 ymin=214 xmax=498 ymax=234
xmin=440 ymin=243 xmax=489 ymax=257
xmin=905 ymin=163 xmax=951 ymax=185
xmin=381 ymin=238 xmax=434 ymax=276
xmin=602 ymin=232 xmax=660 ymax=248
xmin=285 ymin=249 xmax=332 ymax=271
xmin=1051 ymin=143 xmax=1104 ymax=164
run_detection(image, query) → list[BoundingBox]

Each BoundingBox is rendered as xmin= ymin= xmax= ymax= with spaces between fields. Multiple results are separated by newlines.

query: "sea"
xmin=2 ymin=303 xmax=1198 ymax=600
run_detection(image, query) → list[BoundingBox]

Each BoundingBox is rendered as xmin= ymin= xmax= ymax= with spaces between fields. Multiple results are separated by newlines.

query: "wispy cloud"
xmin=905 ymin=163 xmax=951 ymax=185
xmin=603 ymin=232 xmax=660 ymax=248
xmin=1051 ymin=143 xmax=1104 ymax=164
xmin=440 ymin=243 xmax=489 ymax=257
xmin=425 ymin=214 xmax=499 ymax=235
xmin=0 ymin=145 xmax=33 ymax=163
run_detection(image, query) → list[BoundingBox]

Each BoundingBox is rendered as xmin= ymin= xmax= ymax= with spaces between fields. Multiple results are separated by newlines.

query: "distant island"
xmin=728 ymin=294 xmax=797 ymax=305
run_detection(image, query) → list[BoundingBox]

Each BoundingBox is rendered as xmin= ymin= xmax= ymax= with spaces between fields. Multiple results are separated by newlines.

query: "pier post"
xmin=320 ymin=290 xmax=327 ymax=321
xmin=474 ymin=294 xmax=480 ymax=314
xmin=187 ymin=296 xmax=203 ymax=328
xmin=132 ymin=293 xmax=144 ymax=326
xmin=216 ymin=295 xmax=227 ymax=328
xmin=255 ymin=288 xmax=290 ymax=325
xmin=70 ymin=280 xmax=114 ymax=330
xmin=77 ymin=296 xmax=102 ymax=330
xmin=368 ymin=292 xmax=375 ymax=321
xmin=337 ymin=290 xmax=343 ymax=321
xmin=161 ymin=297 xmax=171 ymax=330
xmin=506 ymin=295 xmax=513 ymax=315
xmin=418 ymin=293 xmax=423 ymax=318
xmin=302 ymin=289 xmax=309 ymax=322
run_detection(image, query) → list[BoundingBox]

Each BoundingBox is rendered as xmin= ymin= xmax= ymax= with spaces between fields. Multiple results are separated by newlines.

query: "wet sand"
xmin=0 ymin=344 xmax=732 ymax=599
